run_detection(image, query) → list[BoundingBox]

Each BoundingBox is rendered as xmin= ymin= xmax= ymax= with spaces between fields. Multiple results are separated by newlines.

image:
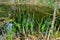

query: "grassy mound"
xmin=0 ymin=4 xmax=54 ymax=20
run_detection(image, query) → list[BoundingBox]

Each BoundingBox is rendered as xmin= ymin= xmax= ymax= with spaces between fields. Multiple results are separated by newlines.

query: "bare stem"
xmin=47 ymin=1 xmax=57 ymax=40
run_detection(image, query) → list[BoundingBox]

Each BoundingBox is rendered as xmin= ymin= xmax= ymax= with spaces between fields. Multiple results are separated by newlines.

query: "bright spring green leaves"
xmin=30 ymin=20 xmax=34 ymax=35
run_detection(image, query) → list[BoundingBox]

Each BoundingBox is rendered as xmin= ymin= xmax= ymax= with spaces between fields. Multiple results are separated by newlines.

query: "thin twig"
xmin=47 ymin=1 xmax=57 ymax=40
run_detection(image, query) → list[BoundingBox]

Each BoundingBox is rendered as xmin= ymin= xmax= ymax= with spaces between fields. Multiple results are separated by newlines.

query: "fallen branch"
xmin=47 ymin=1 xmax=57 ymax=40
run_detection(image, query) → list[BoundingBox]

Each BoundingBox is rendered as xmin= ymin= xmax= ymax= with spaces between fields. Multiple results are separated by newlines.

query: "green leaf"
xmin=41 ymin=24 xmax=45 ymax=32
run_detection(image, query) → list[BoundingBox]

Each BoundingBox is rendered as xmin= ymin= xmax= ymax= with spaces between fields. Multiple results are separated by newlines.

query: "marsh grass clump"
xmin=7 ymin=13 xmax=58 ymax=40
xmin=0 ymin=0 xmax=60 ymax=40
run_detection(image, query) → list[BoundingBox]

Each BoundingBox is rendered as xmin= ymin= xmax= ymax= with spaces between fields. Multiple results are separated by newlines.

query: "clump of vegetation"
xmin=0 ymin=0 xmax=60 ymax=40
